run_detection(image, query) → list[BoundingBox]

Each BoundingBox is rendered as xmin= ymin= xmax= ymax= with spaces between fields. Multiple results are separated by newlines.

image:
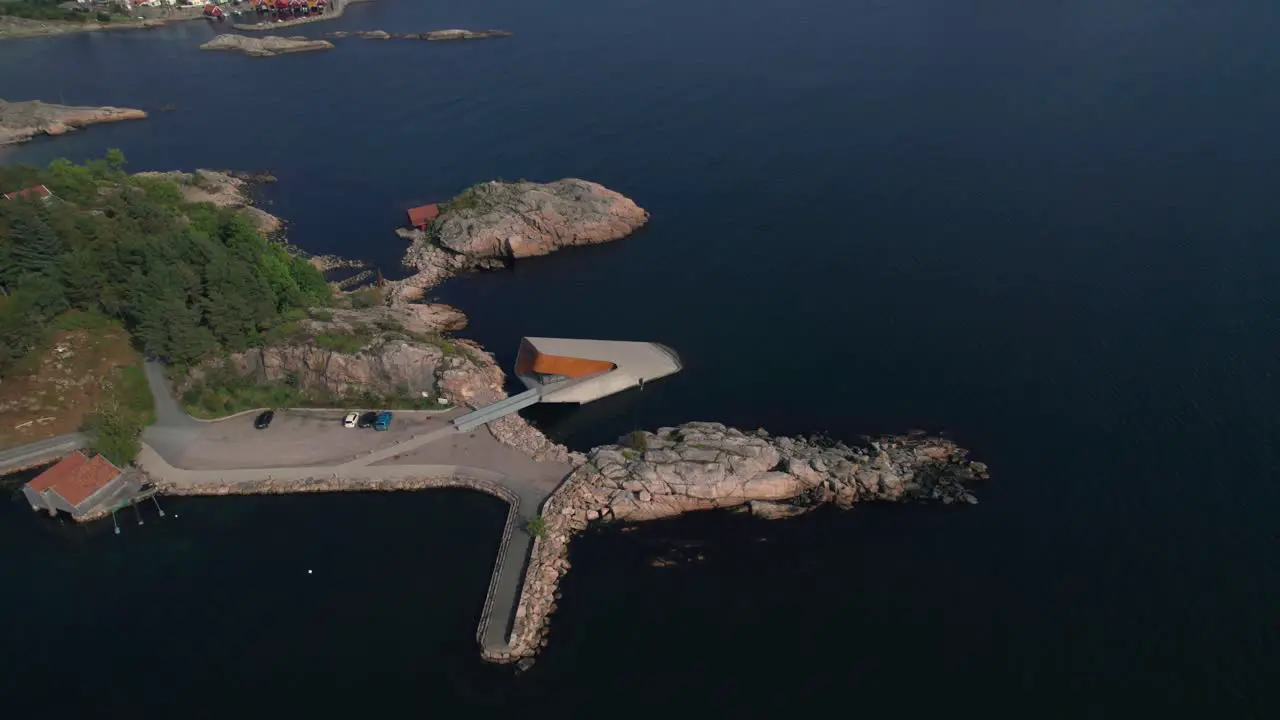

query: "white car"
xmin=342 ymin=412 xmax=359 ymax=429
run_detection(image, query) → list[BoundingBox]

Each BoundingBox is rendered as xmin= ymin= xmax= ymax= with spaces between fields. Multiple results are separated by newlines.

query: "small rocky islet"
xmin=199 ymin=28 xmax=511 ymax=56
xmin=199 ymin=34 xmax=335 ymax=57
xmin=325 ymin=28 xmax=513 ymax=41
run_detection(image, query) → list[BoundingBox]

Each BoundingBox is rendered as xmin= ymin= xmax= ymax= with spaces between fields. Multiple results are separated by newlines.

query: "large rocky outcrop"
xmin=206 ymin=307 xmax=502 ymax=406
xmin=493 ymin=422 xmax=989 ymax=663
xmin=0 ymin=99 xmax=147 ymax=146
xmin=554 ymin=423 xmax=985 ymax=525
xmin=391 ymin=179 xmax=647 ymax=302
xmin=200 ymin=34 xmax=334 ymax=57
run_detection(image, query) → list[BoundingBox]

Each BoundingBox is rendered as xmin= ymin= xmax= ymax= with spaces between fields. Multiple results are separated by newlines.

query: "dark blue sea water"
xmin=2 ymin=0 xmax=1278 ymax=716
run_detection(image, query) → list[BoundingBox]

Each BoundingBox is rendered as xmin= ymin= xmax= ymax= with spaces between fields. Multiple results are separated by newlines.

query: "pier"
xmin=0 ymin=433 xmax=87 ymax=475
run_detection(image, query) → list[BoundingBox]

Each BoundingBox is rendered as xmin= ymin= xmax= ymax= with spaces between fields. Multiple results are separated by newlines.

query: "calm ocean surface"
xmin=2 ymin=0 xmax=1277 ymax=716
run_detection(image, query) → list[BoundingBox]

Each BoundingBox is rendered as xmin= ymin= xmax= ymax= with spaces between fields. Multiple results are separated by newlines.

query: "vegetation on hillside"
xmin=83 ymin=363 xmax=154 ymax=466
xmin=0 ymin=0 xmax=101 ymax=22
xmin=181 ymin=360 xmax=453 ymax=419
xmin=0 ymin=152 xmax=330 ymax=377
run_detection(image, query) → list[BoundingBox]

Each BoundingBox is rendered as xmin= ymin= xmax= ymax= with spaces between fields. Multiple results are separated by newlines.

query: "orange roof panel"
xmin=407 ymin=204 xmax=440 ymax=227
xmin=26 ymin=451 xmax=121 ymax=507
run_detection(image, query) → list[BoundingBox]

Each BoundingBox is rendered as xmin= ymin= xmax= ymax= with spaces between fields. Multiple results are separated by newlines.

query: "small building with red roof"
xmin=2 ymin=184 xmax=54 ymax=203
xmin=22 ymin=451 xmax=126 ymax=519
xmin=407 ymin=203 xmax=440 ymax=230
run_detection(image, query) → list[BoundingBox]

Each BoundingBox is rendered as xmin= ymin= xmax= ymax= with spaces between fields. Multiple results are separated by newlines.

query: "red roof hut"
xmin=407 ymin=204 xmax=440 ymax=230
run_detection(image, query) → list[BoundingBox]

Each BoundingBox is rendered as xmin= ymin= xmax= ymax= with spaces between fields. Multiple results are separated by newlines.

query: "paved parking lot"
xmin=174 ymin=409 xmax=462 ymax=470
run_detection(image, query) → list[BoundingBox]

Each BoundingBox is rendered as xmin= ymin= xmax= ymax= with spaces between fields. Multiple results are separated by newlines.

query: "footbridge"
xmin=454 ymin=388 xmax=543 ymax=433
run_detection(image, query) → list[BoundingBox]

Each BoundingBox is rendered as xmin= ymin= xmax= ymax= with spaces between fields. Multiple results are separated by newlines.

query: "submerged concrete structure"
xmin=453 ymin=337 xmax=682 ymax=433
xmin=514 ymin=337 xmax=682 ymax=404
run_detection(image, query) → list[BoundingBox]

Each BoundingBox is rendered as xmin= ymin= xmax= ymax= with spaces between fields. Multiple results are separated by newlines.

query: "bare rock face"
xmin=188 ymin=306 xmax=498 ymax=405
xmin=553 ymin=423 xmax=987 ymax=523
xmin=422 ymin=29 xmax=512 ymax=41
xmin=392 ymin=179 xmax=647 ymax=300
xmin=435 ymin=179 xmax=648 ymax=260
xmin=0 ymin=99 xmax=147 ymax=146
xmin=228 ymin=339 xmax=444 ymax=399
xmin=200 ymin=34 xmax=334 ymax=57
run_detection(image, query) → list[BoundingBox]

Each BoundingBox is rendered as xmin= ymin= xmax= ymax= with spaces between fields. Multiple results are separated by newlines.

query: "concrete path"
xmin=2 ymin=358 xmax=565 ymax=657
xmin=141 ymin=360 xmax=203 ymax=462
xmin=129 ymin=359 xmax=570 ymax=656
xmin=0 ymin=432 xmax=87 ymax=475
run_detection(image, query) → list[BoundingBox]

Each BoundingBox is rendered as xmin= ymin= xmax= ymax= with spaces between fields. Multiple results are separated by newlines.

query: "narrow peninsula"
xmin=0 ymin=99 xmax=146 ymax=146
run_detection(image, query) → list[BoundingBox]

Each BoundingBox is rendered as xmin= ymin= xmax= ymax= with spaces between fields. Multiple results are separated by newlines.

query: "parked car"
xmin=374 ymin=411 xmax=393 ymax=431
xmin=254 ymin=410 xmax=274 ymax=429
xmin=343 ymin=412 xmax=359 ymax=429
xmin=357 ymin=411 xmax=378 ymax=429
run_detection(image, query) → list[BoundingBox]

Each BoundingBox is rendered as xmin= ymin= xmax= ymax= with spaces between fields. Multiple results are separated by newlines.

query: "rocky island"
xmin=199 ymin=34 xmax=334 ymax=57
xmin=496 ymin=424 xmax=986 ymax=663
xmin=391 ymin=179 xmax=648 ymax=302
xmin=324 ymin=28 xmax=514 ymax=41
xmin=423 ymin=29 xmax=513 ymax=41
xmin=0 ymin=99 xmax=147 ymax=146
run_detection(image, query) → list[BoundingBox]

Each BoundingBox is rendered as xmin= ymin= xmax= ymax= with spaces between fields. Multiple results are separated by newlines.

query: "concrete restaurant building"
xmin=514 ymin=337 xmax=682 ymax=403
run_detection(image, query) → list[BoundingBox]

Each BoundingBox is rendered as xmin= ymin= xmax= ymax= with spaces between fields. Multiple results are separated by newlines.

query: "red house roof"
xmin=2 ymin=184 xmax=53 ymax=202
xmin=26 ymin=451 xmax=122 ymax=507
xmin=407 ymin=204 xmax=440 ymax=228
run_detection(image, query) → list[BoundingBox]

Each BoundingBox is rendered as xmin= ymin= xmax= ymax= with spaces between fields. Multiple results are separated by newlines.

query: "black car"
xmin=254 ymin=410 xmax=274 ymax=429
xmin=357 ymin=411 xmax=378 ymax=429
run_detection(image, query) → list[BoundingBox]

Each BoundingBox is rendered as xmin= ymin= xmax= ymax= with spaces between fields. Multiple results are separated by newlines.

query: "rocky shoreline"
xmin=134 ymin=169 xmax=284 ymax=233
xmin=0 ymin=99 xmax=147 ymax=146
xmin=0 ymin=15 xmax=167 ymax=40
xmin=489 ymin=424 xmax=986 ymax=663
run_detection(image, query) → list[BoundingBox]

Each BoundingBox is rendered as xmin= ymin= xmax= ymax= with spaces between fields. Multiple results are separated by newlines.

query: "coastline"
xmin=21 ymin=170 xmax=988 ymax=667
xmin=0 ymin=100 xmax=147 ymax=146
xmin=0 ymin=7 xmax=208 ymax=41
xmin=232 ymin=0 xmax=374 ymax=32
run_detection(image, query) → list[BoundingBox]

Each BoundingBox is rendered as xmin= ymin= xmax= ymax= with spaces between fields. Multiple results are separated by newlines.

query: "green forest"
xmin=0 ymin=152 xmax=330 ymax=377
xmin=0 ymin=0 xmax=92 ymax=22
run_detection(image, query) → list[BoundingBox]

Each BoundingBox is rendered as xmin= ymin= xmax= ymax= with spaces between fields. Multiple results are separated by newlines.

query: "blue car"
xmin=374 ymin=411 xmax=393 ymax=431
